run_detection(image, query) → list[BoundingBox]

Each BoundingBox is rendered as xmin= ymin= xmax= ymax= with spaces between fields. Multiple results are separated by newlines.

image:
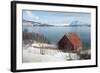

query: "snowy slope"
xmin=23 ymin=44 xmax=80 ymax=63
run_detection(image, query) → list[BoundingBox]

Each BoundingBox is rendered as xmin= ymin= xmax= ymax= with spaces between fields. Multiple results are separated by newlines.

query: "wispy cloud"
xmin=23 ymin=11 xmax=39 ymax=21
xmin=23 ymin=10 xmax=91 ymax=25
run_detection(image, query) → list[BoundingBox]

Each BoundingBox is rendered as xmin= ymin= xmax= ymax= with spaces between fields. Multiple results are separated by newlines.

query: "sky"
xmin=22 ymin=10 xmax=91 ymax=26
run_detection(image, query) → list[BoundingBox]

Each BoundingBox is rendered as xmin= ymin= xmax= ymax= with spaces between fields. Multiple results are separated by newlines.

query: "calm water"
xmin=23 ymin=26 xmax=91 ymax=49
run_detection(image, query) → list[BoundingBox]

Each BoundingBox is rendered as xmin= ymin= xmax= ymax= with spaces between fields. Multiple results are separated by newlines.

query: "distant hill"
xmin=23 ymin=20 xmax=91 ymax=27
xmin=23 ymin=20 xmax=54 ymax=27
xmin=68 ymin=21 xmax=91 ymax=27
xmin=64 ymin=25 xmax=91 ymax=27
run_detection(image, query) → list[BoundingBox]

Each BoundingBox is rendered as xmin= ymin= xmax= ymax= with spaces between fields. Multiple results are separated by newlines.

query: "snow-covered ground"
xmin=23 ymin=43 xmax=80 ymax=63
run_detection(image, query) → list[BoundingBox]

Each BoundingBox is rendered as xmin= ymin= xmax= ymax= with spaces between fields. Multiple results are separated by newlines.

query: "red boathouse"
xmin=58 ymin=32 xmax=82 ymax=53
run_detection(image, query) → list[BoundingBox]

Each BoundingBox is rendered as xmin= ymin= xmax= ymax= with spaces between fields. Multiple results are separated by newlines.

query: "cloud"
xmin=23 ymin=11 xmax=39 ymax=21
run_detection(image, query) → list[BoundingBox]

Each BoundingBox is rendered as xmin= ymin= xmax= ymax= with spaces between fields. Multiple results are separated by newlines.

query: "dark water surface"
xmin=23 ymin=26 xmax=91 ymax=49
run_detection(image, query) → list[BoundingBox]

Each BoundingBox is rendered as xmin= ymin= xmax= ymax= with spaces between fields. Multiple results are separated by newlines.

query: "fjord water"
xmin=23 ymin=26 xmax=91 ymax=49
